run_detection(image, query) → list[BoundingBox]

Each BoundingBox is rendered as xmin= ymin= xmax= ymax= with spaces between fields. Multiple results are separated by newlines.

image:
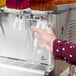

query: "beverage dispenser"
xmin=0 ymin=7 xmax=55 ymax=76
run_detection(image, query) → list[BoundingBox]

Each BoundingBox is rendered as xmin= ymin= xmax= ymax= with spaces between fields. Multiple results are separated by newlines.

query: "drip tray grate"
xmin=0 ymin=56 xmax=50 ymax=71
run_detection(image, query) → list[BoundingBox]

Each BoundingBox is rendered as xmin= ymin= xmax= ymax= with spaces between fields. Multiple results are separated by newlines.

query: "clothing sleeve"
xmin=53 ymin=39 xmax=76 ymax=65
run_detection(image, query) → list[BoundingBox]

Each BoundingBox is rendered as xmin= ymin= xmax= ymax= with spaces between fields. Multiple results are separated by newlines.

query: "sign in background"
xmin=0 ymin=0 xmax=76 ymax=10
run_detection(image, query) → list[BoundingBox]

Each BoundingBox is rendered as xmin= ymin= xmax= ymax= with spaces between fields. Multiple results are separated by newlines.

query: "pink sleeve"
xmin=53 ymin=39 xmax=76 ymax=65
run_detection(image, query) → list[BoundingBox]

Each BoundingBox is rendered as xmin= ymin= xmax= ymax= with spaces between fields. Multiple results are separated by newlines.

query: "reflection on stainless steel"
xmin=52 ymin=3 xmax=76 ymax=76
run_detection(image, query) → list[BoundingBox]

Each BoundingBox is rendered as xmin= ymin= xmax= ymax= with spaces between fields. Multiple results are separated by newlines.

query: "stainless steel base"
xmin=0 ymin=57 xmax=54 ymax=76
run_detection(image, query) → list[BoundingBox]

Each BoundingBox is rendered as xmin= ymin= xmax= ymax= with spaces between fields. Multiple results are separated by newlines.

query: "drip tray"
xmin=21 ymin=63 xmax=35 ymax=68
xmin=0 ymin=56 xmax=51 ymax=72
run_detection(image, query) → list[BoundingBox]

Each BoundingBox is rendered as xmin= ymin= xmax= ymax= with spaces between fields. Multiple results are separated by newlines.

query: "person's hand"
xmin=31 ymin=26 xmax=56 ymax=52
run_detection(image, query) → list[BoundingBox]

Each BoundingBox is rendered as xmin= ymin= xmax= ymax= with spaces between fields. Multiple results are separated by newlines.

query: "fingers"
xmin=31 ymin=26 xmax=53 ymax=52
xmin=43 ymin=27 xmax=54 ymax=34
xmin=35 ymin=34 xmax=42 ymax=40
xmin=31 ymin=26 xmax=45 ymax=35
xmin=31 ymin=26 xmax=54 ymax=35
